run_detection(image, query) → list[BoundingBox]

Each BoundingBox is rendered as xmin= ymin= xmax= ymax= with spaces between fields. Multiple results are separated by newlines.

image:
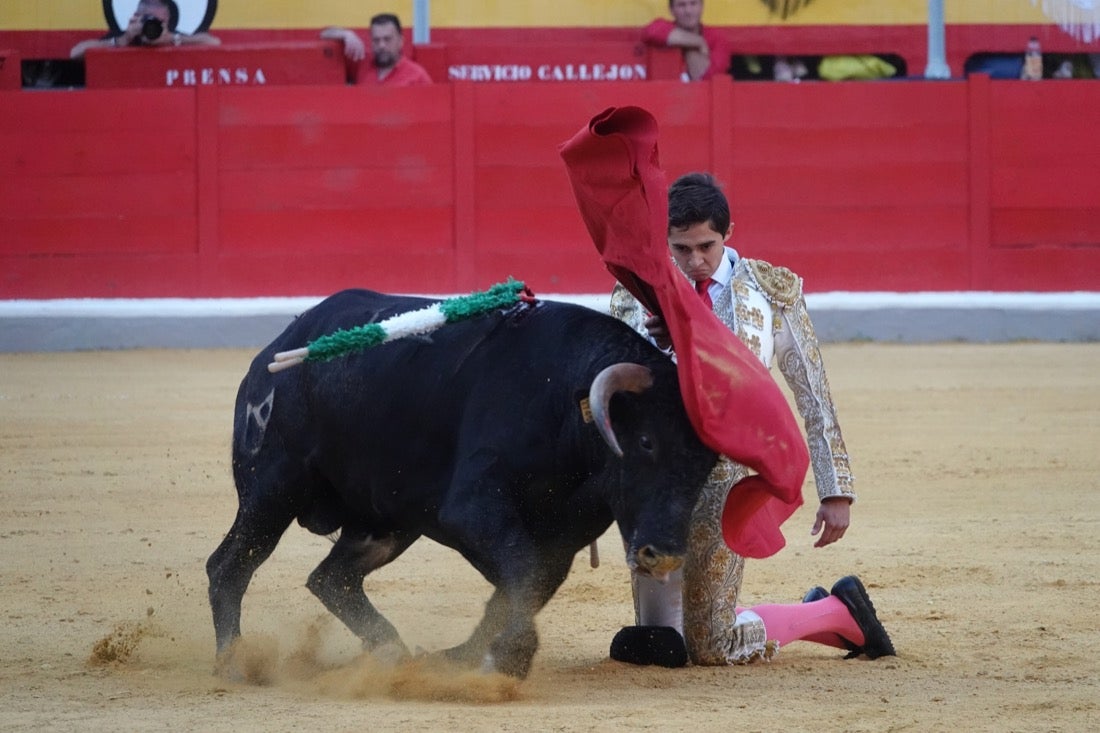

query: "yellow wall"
xmin=0 ymin=0 xmax=1059 ymax=31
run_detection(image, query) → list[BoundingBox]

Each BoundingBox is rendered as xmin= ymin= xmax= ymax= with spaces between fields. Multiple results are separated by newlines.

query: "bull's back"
xmin=234 ymin=289 xmax=433 ymax=455
xmin=233 ymin=289 xmax=669 ymax=520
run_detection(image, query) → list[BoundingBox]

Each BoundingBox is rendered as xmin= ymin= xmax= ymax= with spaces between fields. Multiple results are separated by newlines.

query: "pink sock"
xmin=734 ymin=607 xmax=848 ymax=650
xmin=800 ymin=632 xmax=850 ymax=650
xmin=735 ymin=604 xmax=851 ymax=648
xmin=748 ymin=597 xmax=865 ymax=649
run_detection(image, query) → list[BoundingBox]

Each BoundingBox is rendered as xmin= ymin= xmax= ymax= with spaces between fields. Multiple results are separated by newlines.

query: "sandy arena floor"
xmin=1 ymin=343 xmax=1098 ymax=732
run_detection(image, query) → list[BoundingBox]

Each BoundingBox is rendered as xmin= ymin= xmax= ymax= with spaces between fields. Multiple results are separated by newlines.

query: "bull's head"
xmin=588 ymin=363 xmax=718 ymax=580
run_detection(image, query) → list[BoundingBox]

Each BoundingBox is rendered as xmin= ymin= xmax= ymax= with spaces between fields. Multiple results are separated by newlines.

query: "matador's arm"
xmin=748 ymin=261 xmax=855 ymax=504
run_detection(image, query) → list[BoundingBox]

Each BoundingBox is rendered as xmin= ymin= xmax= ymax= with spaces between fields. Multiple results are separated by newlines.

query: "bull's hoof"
xmin=441 ymin=641 xmax=487 ymax=669
xmin=213 ymin=636 xmax=279 ymax=685
xmin=485 ymin=628 xmax=538 ymax=679
xmin=609 ymin=626 xmax=688 ymax=668
xmin=367 ymin=639 xmax=412 ymax=667
xmin=480 ymin=650 xmax=534 ymax=679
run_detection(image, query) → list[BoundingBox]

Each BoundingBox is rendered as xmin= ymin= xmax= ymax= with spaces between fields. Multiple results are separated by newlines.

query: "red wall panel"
xmin=1 ymin=76 xmax=1098 ymax=299
xmin=0 ymin=89 xmax=198 ymax=267
xmin=987 ymin=82 xmax=1100 ymax=251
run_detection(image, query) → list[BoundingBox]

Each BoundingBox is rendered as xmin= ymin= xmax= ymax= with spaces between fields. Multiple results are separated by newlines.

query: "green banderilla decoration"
xmin=268 ymin=279 xmax=532 ymax=372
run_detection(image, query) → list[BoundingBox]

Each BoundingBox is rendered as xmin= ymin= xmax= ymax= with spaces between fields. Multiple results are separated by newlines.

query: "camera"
xmin=140 ymin=15 xmax=165 ymax=42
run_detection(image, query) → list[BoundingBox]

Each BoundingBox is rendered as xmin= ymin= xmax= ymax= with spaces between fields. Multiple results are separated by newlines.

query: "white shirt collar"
xmin=710 ymin=246 xmax=737 ymax=289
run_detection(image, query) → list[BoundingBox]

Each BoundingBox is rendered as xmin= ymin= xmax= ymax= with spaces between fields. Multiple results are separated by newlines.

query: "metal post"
xmin=412 ymin=0 xmax=430 ymax=44
xmin=924 ymin=0 xmax=951 ymax=79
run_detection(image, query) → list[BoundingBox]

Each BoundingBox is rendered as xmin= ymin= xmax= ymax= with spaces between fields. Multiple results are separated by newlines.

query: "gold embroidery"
xmin=746 ymin=258 xmax=801 ymax=306
xmin=733 ymin=302 xmax=764 ymax=331
xmin=743 ymin=333 xmax=762 ymax=355
xmin=683 ymin=458 xmax=769 ymax=665
xmin=609 ymin=283 xmax=650 ymax=340
xmin=775 ymin=297 xmax=856 ymax=501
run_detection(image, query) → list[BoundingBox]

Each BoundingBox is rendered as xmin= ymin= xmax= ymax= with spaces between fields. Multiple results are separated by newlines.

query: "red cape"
xmin=559 ymin=106 xmax=809 ymax=558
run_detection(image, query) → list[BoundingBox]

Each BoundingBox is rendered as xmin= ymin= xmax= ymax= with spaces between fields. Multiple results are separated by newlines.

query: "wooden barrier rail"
xmin=1 ymin=75 xmax=1097 ymax=298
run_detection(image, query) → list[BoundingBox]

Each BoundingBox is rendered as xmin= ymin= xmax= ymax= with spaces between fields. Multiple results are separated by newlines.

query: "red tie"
xmin=695 ymin=278 xmax=713 ymax=309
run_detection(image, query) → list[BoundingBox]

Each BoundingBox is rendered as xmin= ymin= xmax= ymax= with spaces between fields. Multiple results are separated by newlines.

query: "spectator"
xmin=321 ymin=13 xmax=431 ymax=86
xmin=70 ymin=0 xmax=220 ymax=60
xmin=1021 ymin=36 xmax=1043 ymax=81
xmin=642 ymin=0 xmax=732 ymax=81
xmin=608 ymin=172 xmax=895 ymax=666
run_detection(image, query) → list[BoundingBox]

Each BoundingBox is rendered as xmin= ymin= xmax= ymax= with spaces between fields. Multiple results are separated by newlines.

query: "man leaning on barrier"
xmin=321 ymin=13 xmax=431 ymax=87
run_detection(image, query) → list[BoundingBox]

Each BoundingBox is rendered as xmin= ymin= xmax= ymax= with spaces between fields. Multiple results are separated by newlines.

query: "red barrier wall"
xmin=6 ymin=23 xmax=1100 ymax=81
xmin=2 ymin=76 xmax=1098 ymax=298
xmin=0 ymin=49 xmax=20 ymax=89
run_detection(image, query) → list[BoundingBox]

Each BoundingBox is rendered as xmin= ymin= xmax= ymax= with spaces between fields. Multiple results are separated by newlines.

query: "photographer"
xmin=70 ymin=0 xmax=220 ymax=59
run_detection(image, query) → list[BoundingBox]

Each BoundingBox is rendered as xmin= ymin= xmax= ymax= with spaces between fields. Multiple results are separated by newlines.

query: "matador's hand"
xmin=811 ymin=496 xmax=851 ymax=548
xmin=644 ymin=314 xmax=672 ymax=351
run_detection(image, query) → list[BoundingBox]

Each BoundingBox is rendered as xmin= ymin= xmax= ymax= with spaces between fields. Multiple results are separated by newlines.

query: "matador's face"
xmin=667 ymin=220 xmax=732 ymax=284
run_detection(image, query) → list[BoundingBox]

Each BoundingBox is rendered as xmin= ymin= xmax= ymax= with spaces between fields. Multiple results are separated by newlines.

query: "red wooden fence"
xmin=2 ymin=74 xmax=1098 ymax=298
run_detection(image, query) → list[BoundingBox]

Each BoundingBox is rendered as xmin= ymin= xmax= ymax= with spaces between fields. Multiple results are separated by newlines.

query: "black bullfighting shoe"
xmin=609 ymin=626 xmax=689 ymax=668
xmin=830 ymin=575 xmax=897 ymax=660
xmin=802 ymin=585 xmax=828 ymax=603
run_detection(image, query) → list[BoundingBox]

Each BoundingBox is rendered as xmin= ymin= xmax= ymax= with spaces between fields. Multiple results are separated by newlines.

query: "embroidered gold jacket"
xmin=609 ymin=252 xmax=855 ymax=503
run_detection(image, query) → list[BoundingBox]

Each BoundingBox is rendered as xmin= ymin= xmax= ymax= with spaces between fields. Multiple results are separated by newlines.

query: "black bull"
xmin=207 ymin=289 xmax=719 ymax=678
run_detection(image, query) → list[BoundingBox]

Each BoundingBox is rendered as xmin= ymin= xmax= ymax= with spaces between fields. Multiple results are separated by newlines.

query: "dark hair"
xmin=370 ymin=13 xmax=402 ymax=33
xmin=668 ymin=172 xmax=730 ymax=234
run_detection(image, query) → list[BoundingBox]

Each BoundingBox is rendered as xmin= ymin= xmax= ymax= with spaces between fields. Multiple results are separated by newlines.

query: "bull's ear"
xmin=589 ymin=363 xmax=653 ymax=457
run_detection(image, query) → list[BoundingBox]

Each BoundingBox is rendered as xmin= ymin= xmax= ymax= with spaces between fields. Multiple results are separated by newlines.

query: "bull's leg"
xmin=206 ymin=504 xmax=295 ymax=656
xmin=305 ymin=525 xmax=417 ymax=659
xmin=487 ymin=557 xmax=573 ymax=678
xmin=435 ymin=458 xmax=576 ymax=678
xmin=442 ymin=587 xmax=510 ymax=666
xmin=447 ymin=555 xmax=574 ymax=679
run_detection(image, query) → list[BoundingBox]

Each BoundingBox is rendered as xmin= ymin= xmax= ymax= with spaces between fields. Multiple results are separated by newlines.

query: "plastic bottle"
xmin=1021 ymin=36 xmax=1043 ymax=80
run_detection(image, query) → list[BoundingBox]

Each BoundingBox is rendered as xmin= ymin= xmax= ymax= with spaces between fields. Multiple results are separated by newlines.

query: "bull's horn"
xmin=589 ymin=363 xmax=654 ymax=457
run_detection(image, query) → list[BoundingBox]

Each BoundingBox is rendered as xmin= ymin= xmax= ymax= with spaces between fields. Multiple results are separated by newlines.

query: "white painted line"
xmin=2 ymin=292 xmax=1098 ymax=318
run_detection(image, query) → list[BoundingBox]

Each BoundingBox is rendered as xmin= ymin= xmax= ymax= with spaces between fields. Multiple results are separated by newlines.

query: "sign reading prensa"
xmin=84 ymin=42 xmax=345 ymax=89
xmin=165 ymin=67 xmax=268 ymax=86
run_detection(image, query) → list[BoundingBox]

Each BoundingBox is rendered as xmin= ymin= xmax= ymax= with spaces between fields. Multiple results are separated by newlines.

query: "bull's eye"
xmin=639 ymin=434 xmax=654 ymax=453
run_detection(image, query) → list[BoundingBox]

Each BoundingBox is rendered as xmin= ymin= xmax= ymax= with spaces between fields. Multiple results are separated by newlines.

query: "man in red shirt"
xmin=321 ymin=13 xmax=431 ymax=86
xmin=643 ymin=0 xmax=732 ymax=81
